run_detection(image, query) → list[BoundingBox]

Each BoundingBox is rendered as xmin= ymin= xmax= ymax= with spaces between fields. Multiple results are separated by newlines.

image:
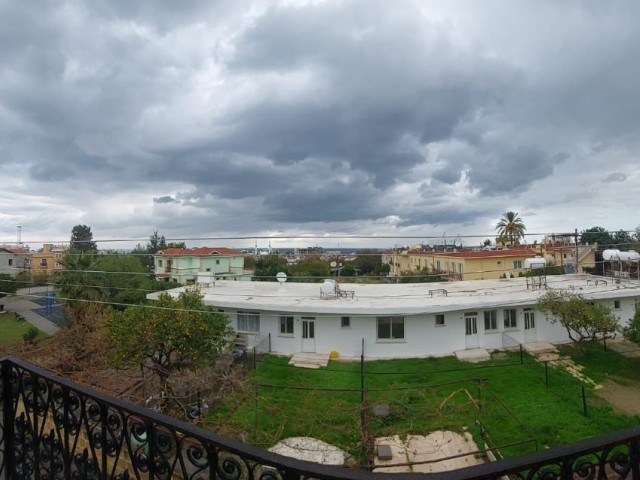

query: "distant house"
xmin=384 ymin=242 xmax=596 ymax=280
xmin=31 ymin=243 xmax=67 ymax=276
xmin=0 ymin=246 xmax=31 ymax=277
xmin=153 ymin=247 xmax=252 ymax=284
xmin=148 ymin=273 xmax=640 ymax=359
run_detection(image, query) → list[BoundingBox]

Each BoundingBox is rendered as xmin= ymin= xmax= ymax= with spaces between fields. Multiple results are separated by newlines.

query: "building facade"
xmin=153 ymin=247 xmax=252 ymax=284
xmin=0 ymin=246 xmax=31 ymax=277
xmin=31 ymin=243 xmax=67 ymax=276
xmin=149 ymin=274 xmax=638 ymax=358
xmin=384 ymin=243 xmax=596 ymax=281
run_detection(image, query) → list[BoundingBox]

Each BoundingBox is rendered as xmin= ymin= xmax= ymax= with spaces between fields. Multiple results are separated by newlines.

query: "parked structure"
xmin=153 ymin=247 xmax=252 ymax=284
xmin=149 ymin=273 xmax=638 ymax=358
xmin=0 ymin=246 xmax=31 ymax=277
xmin=31 ymin=243 xmax=67 ymax=276
xmin=383 ymin=241 xmax=596 ymax=280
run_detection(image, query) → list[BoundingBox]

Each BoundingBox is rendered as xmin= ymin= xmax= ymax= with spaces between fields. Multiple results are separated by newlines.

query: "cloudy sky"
xmin=1 ymin=0 xmax=639 ymax=249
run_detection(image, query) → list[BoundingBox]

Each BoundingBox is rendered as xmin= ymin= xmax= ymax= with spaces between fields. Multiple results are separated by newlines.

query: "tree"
xmin=55 ymin=252 xmax=105 ymax=322
xmin=133 ymin=231 xmax=187 ymax=270
xmin=105 ymin=289 xmax=233 ymax=371
xmin=290 ymin=258 xmax=331 ymax=282
xmin=495 ymin=212 xmax=526 ymax=245
xmin=253 ymin=255 xmax=290 ymax=281
xmin=623 ymin=308 xmax=640 ymax=346
xmin=70 ymin=225 xmax=97 ymax=253
xmin=0 ymin=274 xmax=17 ymax=297
xmin=536 ymin=290 xmax=618 ymax=354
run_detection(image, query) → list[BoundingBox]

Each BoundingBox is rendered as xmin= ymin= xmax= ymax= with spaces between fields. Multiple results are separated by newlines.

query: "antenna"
xmin=16 ymin=225 xmax=22 ymax=246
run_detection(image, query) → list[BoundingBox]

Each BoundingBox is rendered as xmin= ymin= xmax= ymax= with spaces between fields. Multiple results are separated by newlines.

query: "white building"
xmin=149 ymin=274 xmax=640 ymax=358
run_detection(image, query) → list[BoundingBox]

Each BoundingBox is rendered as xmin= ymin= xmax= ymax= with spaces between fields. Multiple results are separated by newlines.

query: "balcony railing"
xmin=1 ymin=355 xmax=640 ymax=479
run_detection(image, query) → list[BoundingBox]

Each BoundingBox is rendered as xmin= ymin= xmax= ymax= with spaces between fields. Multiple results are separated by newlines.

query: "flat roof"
xmin=150 ymin=274 xmax=640 ymax=317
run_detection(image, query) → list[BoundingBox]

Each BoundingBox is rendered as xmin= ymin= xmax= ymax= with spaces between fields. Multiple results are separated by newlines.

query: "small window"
xmin=8 ymin=259 xmax=13 ymax=267
xmin=216 ymin=259 xmax=220 ymax=265
xmin=377 ymin=316 xmax=405 ymax=340
xmin=503 ymin=309 xmax=517 ymax=329
xmin=279 ymin=316 xmax=294 ymax=335
xmin=513 ymin=260 xmax=522 ymax=269
xmin=497 ymin=261 xmax=502 ymax=266
xmin=484 ymin=310 xmax=498 ymax=331
xmin=238 ymin=311 xmax=260 ymax=332
xmin=614 ymin=300 xmax=621 ymax=309
xmin=341 ymin=316 xmax=351 ymax=328
xmin=435 ymin=314 xmax=445 ymax=326
xmin=158 ymin=260 xmax=163 ymax=267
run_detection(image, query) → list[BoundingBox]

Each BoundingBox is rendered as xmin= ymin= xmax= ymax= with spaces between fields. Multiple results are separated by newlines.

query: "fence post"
xmin=360 ymin=339 xmax=365 ymax=403
xmin=603 ymin=336 xmax=607 ymax=353
xmin=582 ymin=386 xmax=588 ymax=417
xmin=254 ymin=384 xmax=259 ymax=441
xmin=545 ymin=361 xmax=549 ymax=388
xmin=520 ymin=344 xmax=524 ymax=364
xmin=268 ymin=332 xmax=271 ymax=352
xmin=2 ymin=360 xmax=15 ymax=478
xmin=253 ymin=346 xmax=257 ymax=370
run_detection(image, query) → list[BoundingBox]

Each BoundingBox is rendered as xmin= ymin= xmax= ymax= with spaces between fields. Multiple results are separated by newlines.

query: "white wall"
xmin=227 ymin=296 xmax=639 ymax=358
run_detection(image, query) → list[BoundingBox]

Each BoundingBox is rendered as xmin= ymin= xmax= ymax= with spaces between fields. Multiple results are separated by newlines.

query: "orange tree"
xmin=537 ymin=290 xmax=619 ymax=354
xmin=105 ymin=288 xmax=233 ymax=371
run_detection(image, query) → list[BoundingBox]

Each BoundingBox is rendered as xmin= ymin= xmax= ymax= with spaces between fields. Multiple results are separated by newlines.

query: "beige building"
xmin=384 ymin=241 xmax=596 ymax=281
xmin=31 ymin=244 xmax=67 ymax=276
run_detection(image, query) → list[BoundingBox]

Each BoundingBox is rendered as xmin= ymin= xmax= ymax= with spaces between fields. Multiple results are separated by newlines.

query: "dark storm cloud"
xmin=2 ymin=1 xmax=640 ymax=241
xmin=602 ymin=173 xmax=627 ymax=183
xmin=153 ymin=195 xmax=179 ymax=204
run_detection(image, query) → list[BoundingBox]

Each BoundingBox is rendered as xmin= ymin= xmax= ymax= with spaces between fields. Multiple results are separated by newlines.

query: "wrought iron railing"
xmin=2 ymin=355 xmax=640 ymax=479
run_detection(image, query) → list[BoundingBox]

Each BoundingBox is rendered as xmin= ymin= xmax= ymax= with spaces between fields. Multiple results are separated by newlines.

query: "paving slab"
xmin=454 ymin=348 xmax=491 ymax=363
xmin=407 ymin=431 xmax=484 ymax=473
xmin=372 ymin=435 xmax=410 ymax=473
xmin=288 ymin=353 xmax=330 ymax=368
xmin=269 ymin=437 xmax=347 ymax=465
xmin=523 ymin=342 xmax=558 ymax=355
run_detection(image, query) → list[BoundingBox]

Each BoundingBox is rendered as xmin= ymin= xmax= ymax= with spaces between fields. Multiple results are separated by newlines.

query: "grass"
xmin=206 ymin=350 xmax=639 ymax=464
xmin=558 ymin=341 xmax=640 ymax=384
xmin=0 ymin=313 xmax=46 ymax=344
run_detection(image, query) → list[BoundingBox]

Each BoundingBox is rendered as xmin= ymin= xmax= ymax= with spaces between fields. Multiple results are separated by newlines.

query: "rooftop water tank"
xmin=602 ymin=249 xmax=621 ymax=261
xmin=524 ymin=256 xmax=546 ymax=269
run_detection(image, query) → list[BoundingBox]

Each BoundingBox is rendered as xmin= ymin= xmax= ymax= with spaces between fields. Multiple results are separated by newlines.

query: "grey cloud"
xmin=153 ymin=195 xmax=179 ymax=204
xmin=602 ymin=173 xmax=627 ymax=183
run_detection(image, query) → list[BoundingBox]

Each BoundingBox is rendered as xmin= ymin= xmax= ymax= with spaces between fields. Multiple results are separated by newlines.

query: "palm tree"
xmin=496 ymin=211 xmax=527 ymax=246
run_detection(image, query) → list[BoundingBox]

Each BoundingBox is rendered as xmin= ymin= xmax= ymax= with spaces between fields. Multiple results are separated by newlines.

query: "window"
xmin=435 ymin=314 xmax=445 ymax=326
xmin=513 ymin=260 xmax=522 ymax=269
xmin=503 ymin=309 xmax=517 ymax=329
xmin=279 ymin=316 xmax=294 ymax=335
xmin=237 ymin=311 xmax=260 ymax=332
xmin=377 ymin=316 xmax=405 ymax=340
xmin=158 ymin=260 xmax=163 ymax=267
xmin=8 ymin=259 xmax=13 ymax=267
xmin=216 ymin=259 xmax=220 ymax=265
xmin=484 ymin=310 xmax=498 ymax=331
xmin=341 ymin=316 xmax=351 ymax=328
xmin=40 ymin=259 xmax=48 ymax=267
xmin=614 ymin=300 xmax=621 ymax=309
xmin=436 ymin=260 xmax=441 ymax=271
xmin=497 ymin=261 xmax=502 ymax=266
xmin=524 ymin=309 xmax=535 ymax=330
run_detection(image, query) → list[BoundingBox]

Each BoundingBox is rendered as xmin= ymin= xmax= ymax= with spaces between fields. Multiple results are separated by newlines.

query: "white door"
xmin=465 ymin=313 xmax=478 ymax=348
xmin=524 ymin=310 xmax=537 ymax=342
xmin=301 ymin=317 xmax=316 ymax=352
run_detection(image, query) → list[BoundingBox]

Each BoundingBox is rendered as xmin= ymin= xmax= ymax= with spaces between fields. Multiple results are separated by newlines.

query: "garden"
xmin=206 ymin=348 xmax=640 ymax=468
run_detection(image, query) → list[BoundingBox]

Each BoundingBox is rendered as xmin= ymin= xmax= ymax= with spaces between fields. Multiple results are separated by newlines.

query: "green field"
xmin=206 ymin=349 xmax=639 ymax=465
xmin=0 ymin=313 xmax=46 ymax=344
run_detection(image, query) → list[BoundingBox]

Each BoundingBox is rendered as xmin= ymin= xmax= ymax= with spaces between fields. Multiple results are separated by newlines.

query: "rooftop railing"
xmin=1 ymin=356 xmax=640 ymax=479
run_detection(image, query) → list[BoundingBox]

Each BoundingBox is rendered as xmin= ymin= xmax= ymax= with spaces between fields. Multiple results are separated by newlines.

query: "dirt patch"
xmin=596 ymin=378 xmax=640 ymax=416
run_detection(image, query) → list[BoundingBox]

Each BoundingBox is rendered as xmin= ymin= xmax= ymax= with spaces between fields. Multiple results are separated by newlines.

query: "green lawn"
xmin=206 ymin=351 xmax=639 ymax=464
xmin=0 ymin=313 xmax=46 ymax=344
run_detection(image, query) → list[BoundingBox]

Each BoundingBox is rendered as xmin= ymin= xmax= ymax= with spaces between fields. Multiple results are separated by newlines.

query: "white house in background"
xmin=147 ymin=274 xmax=640 ymax=359
xmin=153 ymin=247 xmax=252 ymax=285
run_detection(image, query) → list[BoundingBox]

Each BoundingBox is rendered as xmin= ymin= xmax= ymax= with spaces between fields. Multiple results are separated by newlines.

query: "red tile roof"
xmin=157 ymin=247 xmax=242 ymax=256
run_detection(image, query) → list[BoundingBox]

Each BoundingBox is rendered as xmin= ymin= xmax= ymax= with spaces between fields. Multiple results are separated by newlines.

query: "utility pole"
xmin=574 ymin=228 xmax=579 ymax=273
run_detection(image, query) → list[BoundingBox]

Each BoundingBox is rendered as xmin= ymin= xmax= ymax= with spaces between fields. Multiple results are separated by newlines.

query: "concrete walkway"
xmin=2 ymin=287 xmax=60 ymax=335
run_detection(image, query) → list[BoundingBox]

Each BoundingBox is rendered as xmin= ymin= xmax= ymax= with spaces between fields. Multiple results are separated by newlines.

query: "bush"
xmin=22 ymin=326 xmax=39 ymax=344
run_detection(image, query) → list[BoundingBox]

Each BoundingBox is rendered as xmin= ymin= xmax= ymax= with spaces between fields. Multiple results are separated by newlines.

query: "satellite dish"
xmin=276 ymin=272 xmax=288 ymax=283
xmin=330 ymin=261 xmax=337 ymax=268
